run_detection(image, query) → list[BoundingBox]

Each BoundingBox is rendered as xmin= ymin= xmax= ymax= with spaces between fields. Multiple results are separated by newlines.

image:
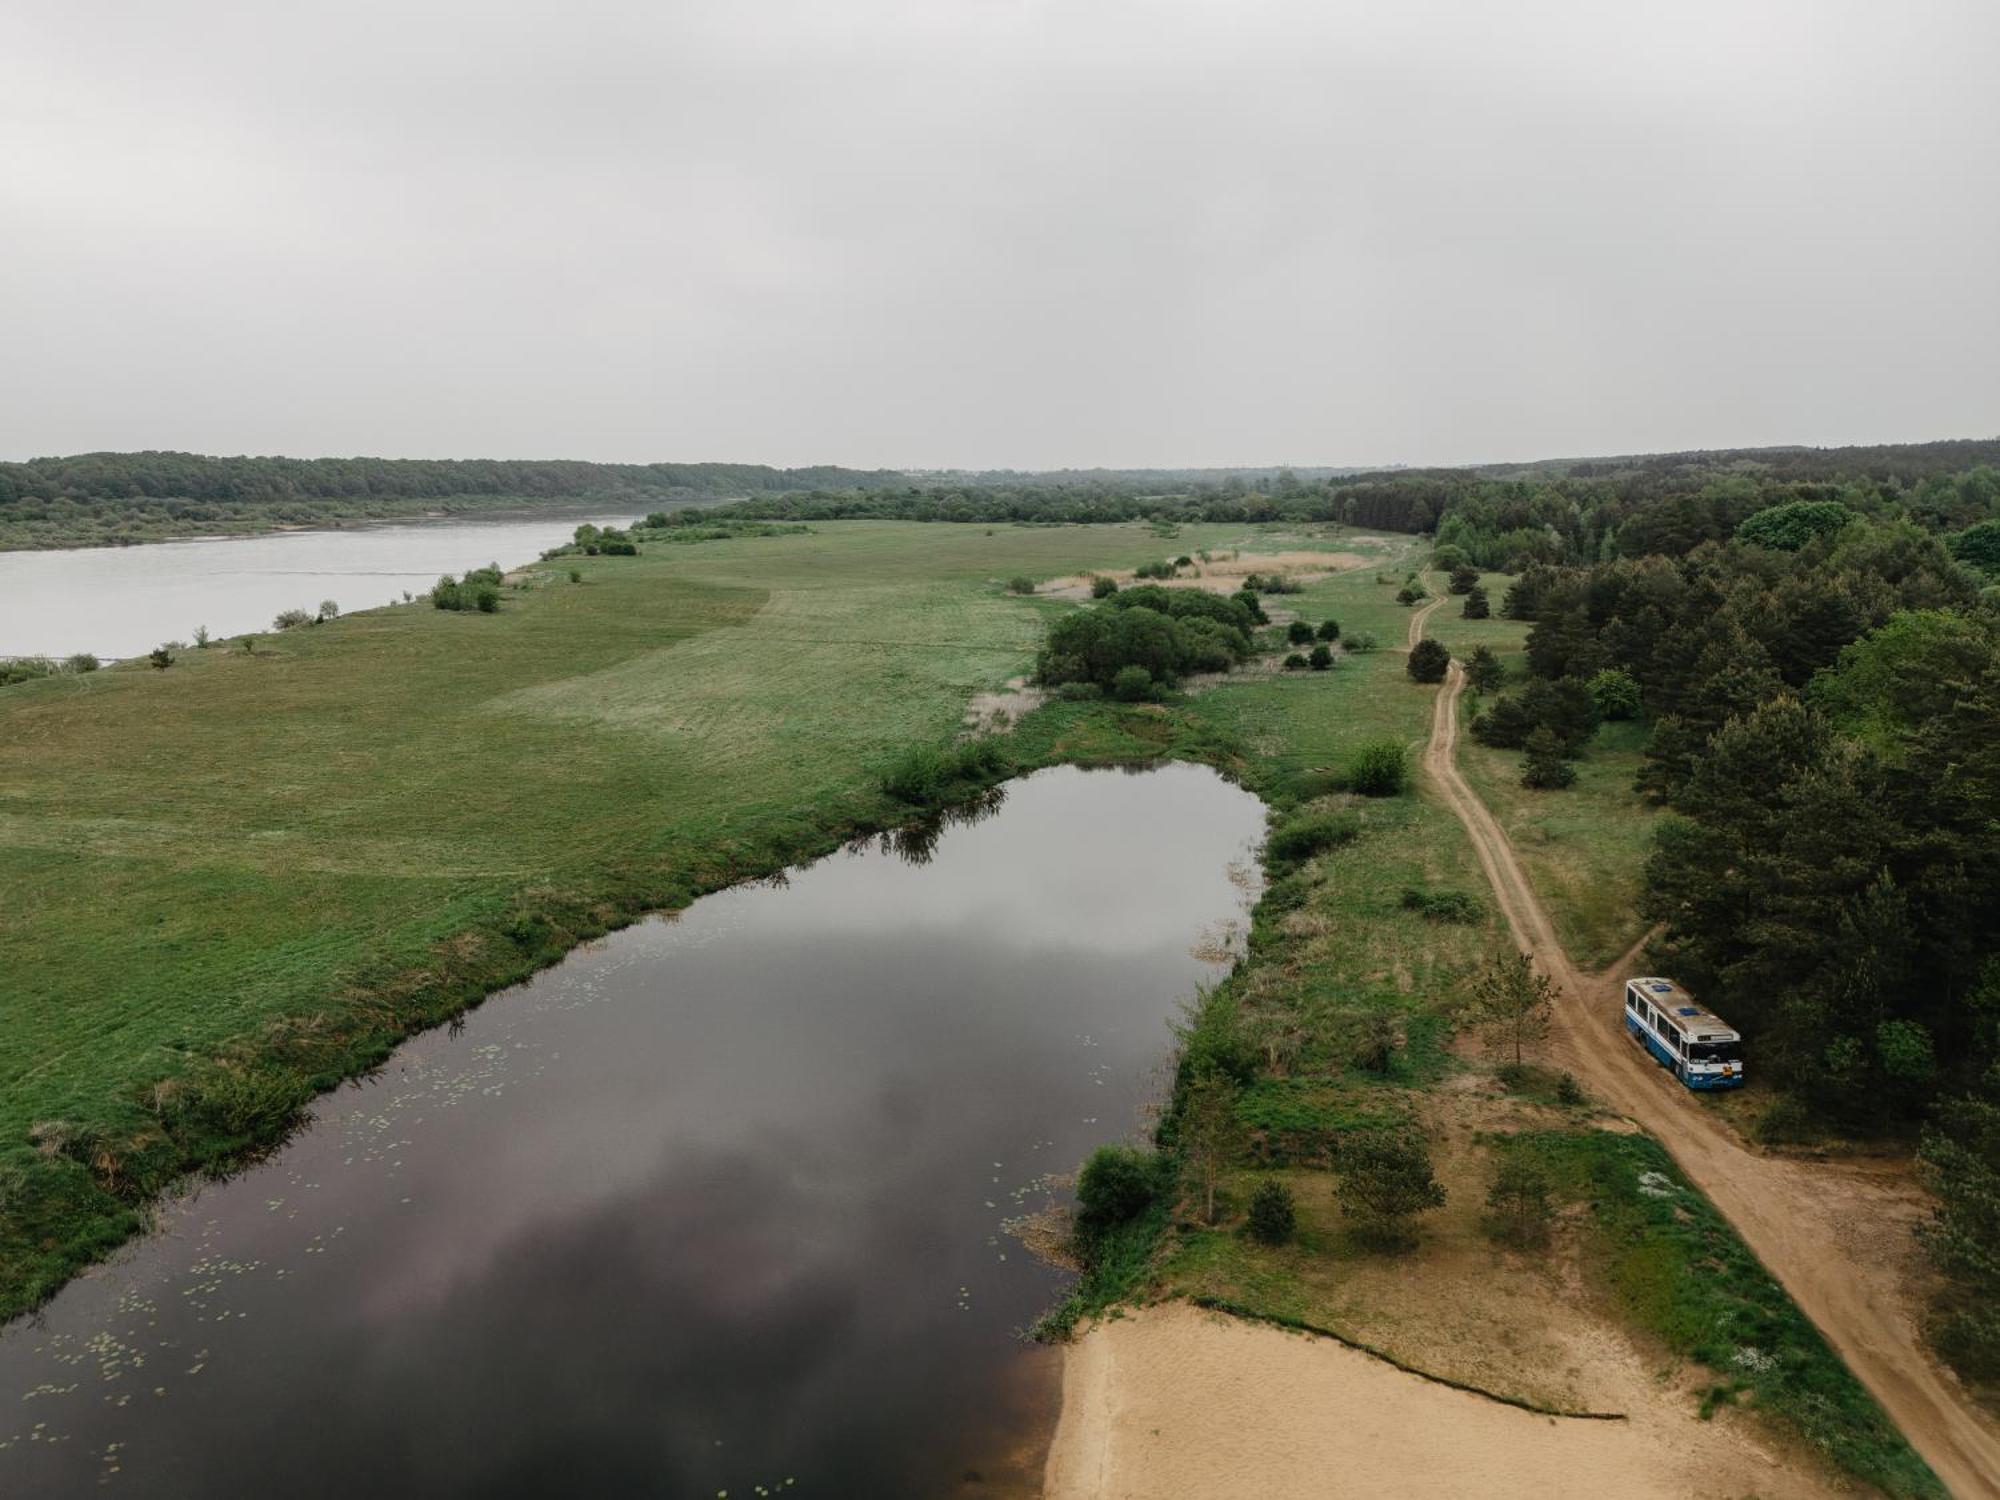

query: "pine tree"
xmin=1520 ymin=728 xmax=1576 ymax=789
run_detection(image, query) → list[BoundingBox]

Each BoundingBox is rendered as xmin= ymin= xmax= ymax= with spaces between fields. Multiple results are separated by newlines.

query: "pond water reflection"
xmin=0 ymin=763 xmax=1261 ymax=1498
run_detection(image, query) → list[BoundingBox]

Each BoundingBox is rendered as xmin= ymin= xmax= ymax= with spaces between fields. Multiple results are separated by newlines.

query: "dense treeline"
xmin=0 ymin=452 xmax=906 ymax=549
xmin=1481 ymin=493 xmax=2000 ymax=1374
xmin=1495 ymin=520 xmax=1989 ymax=1117
xmin=698 ymin=438 xmax=2000 ymax=561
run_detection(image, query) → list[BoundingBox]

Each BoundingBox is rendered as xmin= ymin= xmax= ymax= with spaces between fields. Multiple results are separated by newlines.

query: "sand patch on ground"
xmin=1041 ymin=550 xmax=1367 ymax=600
xmin=1044 ymin=1302 xmax=1834 ymax=1500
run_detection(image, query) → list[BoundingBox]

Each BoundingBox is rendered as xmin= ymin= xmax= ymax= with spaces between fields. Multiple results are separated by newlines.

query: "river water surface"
xmin=0 ymin=511 xmax=642 ymax=660
xmin=0 ymin=763 xmax=1260 ymax=1497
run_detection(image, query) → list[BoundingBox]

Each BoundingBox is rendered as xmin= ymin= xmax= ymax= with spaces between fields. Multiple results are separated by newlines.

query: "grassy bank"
xmin=0 ymin=518 xmax=1373 ymax=1318
xmin=1022 ymin=557 xmax=1940 ymax=1496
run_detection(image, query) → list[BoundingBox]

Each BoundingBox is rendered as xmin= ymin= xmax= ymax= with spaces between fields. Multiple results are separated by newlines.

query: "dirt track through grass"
xmin=1418 ymin=622 xmax=2000 ymax=1499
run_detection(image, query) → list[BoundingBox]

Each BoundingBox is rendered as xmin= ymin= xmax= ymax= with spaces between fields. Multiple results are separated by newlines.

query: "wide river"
xmin=0 ymin=511 xmax=643 ymax=660
xmin=0 ymin=762 xmax=1261 ymax=1497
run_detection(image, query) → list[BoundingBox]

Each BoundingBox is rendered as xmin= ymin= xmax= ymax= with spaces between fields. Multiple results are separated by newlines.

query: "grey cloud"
xmin=3 ymin=0 xmax=1995 ymax=467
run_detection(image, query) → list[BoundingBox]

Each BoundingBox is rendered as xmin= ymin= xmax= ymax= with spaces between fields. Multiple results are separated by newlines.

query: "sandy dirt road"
xmin=1418 ymin=603 xmax=2000 ymax=1499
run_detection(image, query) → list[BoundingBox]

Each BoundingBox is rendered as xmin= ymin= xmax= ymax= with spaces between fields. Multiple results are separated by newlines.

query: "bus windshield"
xmin=1685 ymin=1041 xmax=1737 ymax=1063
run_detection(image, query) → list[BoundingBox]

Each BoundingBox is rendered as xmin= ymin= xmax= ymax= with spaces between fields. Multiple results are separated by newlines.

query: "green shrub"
xmin=1555 ymin=1072 xmax=1586 ymax=1107
xmin=567 ymin=568 xmax=582 ymax=584
xmin=1315 ymin=618 xmax=1340 ymax=641
xmin=1448 ymin=565 xmax=1480 ymax=595
xmin=1465 ymin=645 xmax=1504 ymax=694
xmin=1587 ymin=668 xmax=1642 ymax=720
xmin=1076 ymin=1145 xmax=1161 ymax=1232
xmin=1283 ymin=653 xmax=1308 ymax=671
xmin=317 ymin=599 xmax=340 ymax=621
xmin=64 ymin=653 xmax=99 ymax=674
xmin=273 ymin=607 xmax=316 ymax=630
xmin=1485 ymin=1155 xmax=1553 ymax=1247
xmin=1399 ymin=887 xmax=1481 ymax=923
xmin=1345 ymin=740 xmax=1406 ymax=797
xmin=879 ymin=738 xmax=1014 ymax=807
xmin=1246 ymin=1179 xmax=1297 ymax=1245
xmin=1335 ymin=1129 xmax=1446 ymax=1250
xmin=1090 ymin=574 xmax=1119 ymax=598
xmin=1054 ymin=680 xmax=1102 ymax=701
xmin=0 ymin=657 xmax=57 ymax=687
xmin=1006 ymin=576 xmax=1036 ymax=595
xmin=472 ymin=584 xmax=500 ymax=613
xmin=1461 ymin=585 xmax=1490 ymax=619
xmin=1345 ymin=630 xmax=1377 ymax=652
xmin=1308 ymin=644 xmax=1333 ymax=671
xmin=147 ymin=646 xmax=174 ymax=670
xmin=1113 ymin=664 xmax=1155 ymax=701
xmin=1286 ymin=620 xmax=1314 ymax=646
xmin=1266 ymin=812 xmax=1360 ymax=868
xmin=1520 ymin=727 xmax=1576 ymax=789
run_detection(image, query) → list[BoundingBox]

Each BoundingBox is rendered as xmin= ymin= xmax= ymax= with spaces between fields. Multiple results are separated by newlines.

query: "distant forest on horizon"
xmin=4 ymin=435 xmax=2000 ymax=550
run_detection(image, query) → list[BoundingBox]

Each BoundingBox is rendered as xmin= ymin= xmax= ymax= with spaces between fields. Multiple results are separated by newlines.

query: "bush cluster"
xmin=1343 ymin=740 xmax=1407 ymax=796
xmin=1399 ymin=887 xmax=1482 ymax=923
xmin=1265 ymin=811 xmax=1361 ymax=870
xmin=1036 ymin=586 xmax=1257 ymax=694
xmin=878 ymin=737 xmax=1011 ymax=807
xmin=432 ymin=565 xmax=504 ymax=613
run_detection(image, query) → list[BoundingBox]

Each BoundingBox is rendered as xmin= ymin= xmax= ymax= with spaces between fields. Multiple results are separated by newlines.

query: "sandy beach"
xmin=1043 ymin=1302 xmax=1838 ymax=1500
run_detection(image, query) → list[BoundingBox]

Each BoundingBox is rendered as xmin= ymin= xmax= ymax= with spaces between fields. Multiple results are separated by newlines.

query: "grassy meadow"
xmin=0 ymin=517 xmax=1370 ymax=1314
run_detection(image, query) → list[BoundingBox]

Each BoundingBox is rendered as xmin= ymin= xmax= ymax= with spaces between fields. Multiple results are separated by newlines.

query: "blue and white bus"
xmin=1623 ymin=977 xmax=1743 ymax=1090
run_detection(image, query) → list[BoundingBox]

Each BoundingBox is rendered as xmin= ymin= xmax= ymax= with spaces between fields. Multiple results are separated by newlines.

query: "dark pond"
xmin=0 ymin=763 xmax=1261 ymax=1498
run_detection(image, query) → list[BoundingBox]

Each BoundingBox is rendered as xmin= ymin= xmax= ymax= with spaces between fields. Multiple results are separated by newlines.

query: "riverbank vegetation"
xmin=0 ymin=519 xmax=1365 ymax=1321
xmin=1014 ymin=556 xmax=1942 ymax=1494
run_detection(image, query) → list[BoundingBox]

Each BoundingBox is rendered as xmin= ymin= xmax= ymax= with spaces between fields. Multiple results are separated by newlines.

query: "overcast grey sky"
xmin=3 ymin=0 xmax=1995 ymax=469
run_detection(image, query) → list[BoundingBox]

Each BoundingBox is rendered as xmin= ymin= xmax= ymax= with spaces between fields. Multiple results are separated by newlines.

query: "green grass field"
xmin=0 ymin=517 xmax=1375 ymax=1314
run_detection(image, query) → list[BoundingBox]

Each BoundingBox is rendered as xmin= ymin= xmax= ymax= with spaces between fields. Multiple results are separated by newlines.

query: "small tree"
xmin=1076 ymin=1145 xmax=1160 ymax=1235
xmin=1395 ymin=584 xmax=1423 ymax=606
xmin=1090 ymin=575 xmax=1119 ymax=599
xmin=568 ymin=568 xmax=583 ymax=584
xmin=1485 ymin=1155 xmax=1553 ymax=1247
xmin=273 ymin=607 xmax=315 ymax=630
xmin=1006 ymin=576 xmax=1036 ymax=595
xmin=1113 ymin=664 xmax=1154 ymax=701
xmin=1521 ymin=727 xmax=1577 ymax=790
xmin=1335 ymin=1130 xmax=1446 ymax=1249
xmin=1283 ymin=652 xmax=1308 ymax=671
xmin=1407 ymin=638 xmax=1449 ymax=683
xmin=240 ymin=635 xmax=258 ymax=655
xmin=1181 ymin=1071 xmax=1246 ymax=1225
xmin=65 ymin=653 xmax=100 ymax=674
xmin=1448 ymin=564 xmax=1480 ymax=595
xmin=1346 ymin=740 xmax=1406 ymax=796
xmin=1586 ymin=667 xmax=1641 ymax=720
xmin=1246 ymin=1179 xmax=1297 ymax=1245
xmin=1308 ymin=643 xmax=1334 ymax=671
xmin=1465 ymin=645 xmax=1504 ymax=694
xmin=193 ymin=625 xmax=211 ymax=649
xmin=1286 ymin=620 xmax=1314 ymax=646
xmin=1316 ymin=618 xmax=1340 ymax=642
xmin=1461 ymin=585 xmax=1490 ymax=619
xmin=1467 ymin=952 xmax=1556 ymax=1065
xmin=147 ymin=645 xmax=173 ymax=670
xmin=318 ymin=599 xmax=341 ymax=620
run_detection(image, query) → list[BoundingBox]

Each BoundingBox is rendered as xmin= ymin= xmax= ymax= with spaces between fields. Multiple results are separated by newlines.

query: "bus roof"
xmin=1625 ymin=977 xmax=1740 ymax=1043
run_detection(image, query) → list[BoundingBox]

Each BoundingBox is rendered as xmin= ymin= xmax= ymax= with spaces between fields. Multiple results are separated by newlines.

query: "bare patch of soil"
xmin=1045 ymin=1301 xmax=1834 ymax=1500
